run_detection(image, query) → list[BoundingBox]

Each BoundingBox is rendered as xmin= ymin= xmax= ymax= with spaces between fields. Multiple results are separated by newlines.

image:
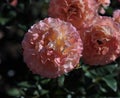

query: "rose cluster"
xmin=22 ymin=0 xmax=120 ymax=78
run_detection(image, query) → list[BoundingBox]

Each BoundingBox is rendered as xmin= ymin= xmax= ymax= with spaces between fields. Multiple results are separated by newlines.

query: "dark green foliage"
xmin=0 ymin=0 xmax=120 ymax=98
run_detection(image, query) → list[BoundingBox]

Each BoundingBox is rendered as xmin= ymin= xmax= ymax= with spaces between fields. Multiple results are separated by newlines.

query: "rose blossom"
xmin=22 ymin=18 xmax=83 ymax=78
xmin=82 ymin=17 xmax=120 ymax=65
xmin=48 ymin=0 xmax=99 ymax=30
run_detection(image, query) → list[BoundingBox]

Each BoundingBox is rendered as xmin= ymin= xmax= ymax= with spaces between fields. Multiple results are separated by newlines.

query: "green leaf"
xmin=101 ymin=63 xmax=118 ymax=73
xmin=0 ymin=17 xmax=9 ymax=25
xmin=102 ymin=76 xmax=117 ymax=92
xmin=97 ymin=64 xmax=117 ymax=74
xmin=106 ymin=7 xmax=113 ymax=16
xmin=7 ymin=88 xmax=21 ymax=97
xmin=18 ymin=24 xmax=27 ymax=31
xmin=40 ymin=89 xmax=49 ymax=95
xmin=85 ymin=71 xmax=95 ymax=78
xmin=34 ymin=76 xmax=41 ymax=81
xmin=17 ymin=81 xmax=31 ymax=88
xmin=37 ymin=85 xmax=42 ymax=90
xmin=81 ymin=65 xmax=89 ymax=72
xmin=85 ymin=63 xmax=118 ymax=79
xmin=41 ymin=79 xmax=51 ymax=84
xmin=58 ymin=75 xmax=65 ymax=87
xmin=99 ymin=85 xmax=107 ymax=93
xmin=33 ymin=90 xmax=39 ymax=96
xmin=9 ymin=11 xmax=17 ymax=17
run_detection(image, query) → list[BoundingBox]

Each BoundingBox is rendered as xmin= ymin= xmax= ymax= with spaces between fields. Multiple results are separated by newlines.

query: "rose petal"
xmin=113 ymin=10 xmax=120 ymax=24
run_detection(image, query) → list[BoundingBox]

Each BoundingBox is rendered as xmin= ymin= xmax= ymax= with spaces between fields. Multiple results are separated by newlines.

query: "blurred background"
xmin=0 ymin=0 xmax=120 ymax=98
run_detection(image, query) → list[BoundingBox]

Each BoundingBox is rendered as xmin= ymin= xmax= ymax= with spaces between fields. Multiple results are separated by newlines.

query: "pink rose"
xmin=82 ymin=17 xmax=120 ymax=65
xmin=48 ymin=0 xmax=98 ymax=30
xmin=22 ymin=18 xmax=83 ymax=78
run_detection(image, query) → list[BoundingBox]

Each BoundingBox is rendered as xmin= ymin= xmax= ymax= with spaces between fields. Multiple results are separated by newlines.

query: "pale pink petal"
xmin=113 ymin=10 xmax=120 ymax=24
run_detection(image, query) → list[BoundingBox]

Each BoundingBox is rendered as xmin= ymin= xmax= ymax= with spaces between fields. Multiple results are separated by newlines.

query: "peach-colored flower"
xmin=48 ymin=0 xmax=98 ymax=30
xmin=113 ymin=10 xmax=120 ymax=24
xmin=22 ymin=18 xmax=83 ymax=78
xmin=82 ymin=17 xmax=120 ymax=65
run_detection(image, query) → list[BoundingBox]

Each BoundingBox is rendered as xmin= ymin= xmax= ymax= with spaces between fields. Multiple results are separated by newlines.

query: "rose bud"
xmin=22 ymin=18 xmax=83 ymax=78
